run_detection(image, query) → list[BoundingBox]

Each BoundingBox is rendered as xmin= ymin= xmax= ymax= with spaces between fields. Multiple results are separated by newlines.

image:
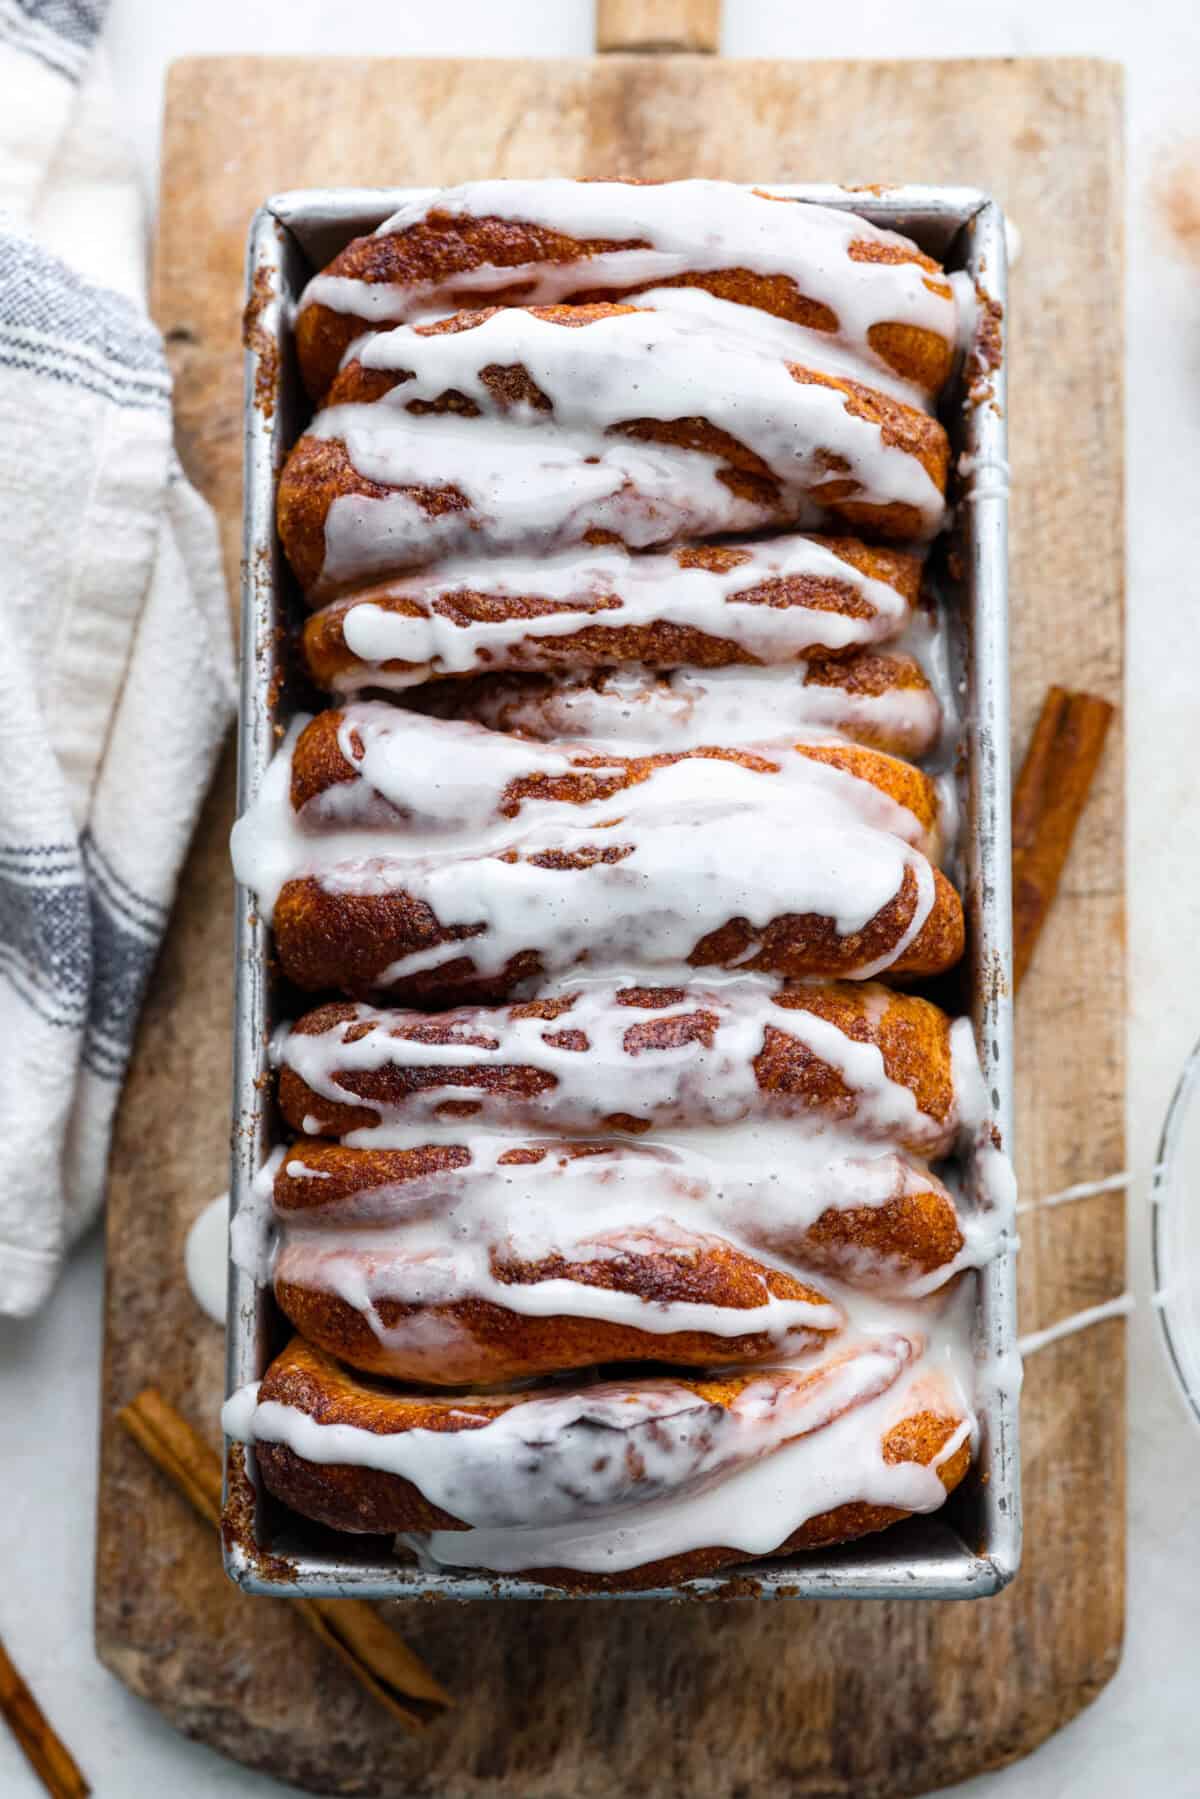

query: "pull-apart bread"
xmin=227 ymin=178 xmax=1014 ymax=1589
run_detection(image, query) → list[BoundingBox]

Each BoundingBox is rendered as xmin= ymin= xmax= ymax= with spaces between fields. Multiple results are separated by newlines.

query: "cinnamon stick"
xmin=118 ymin=1387 xmax=222 ymax=1527
xmin=1011 ymin=685 xmax=1114 ymax=989
xmin=0 ymin=1634 xmax=90 ymax=1798
xmin=117 ymin=1389 xmax=451 ymax=1730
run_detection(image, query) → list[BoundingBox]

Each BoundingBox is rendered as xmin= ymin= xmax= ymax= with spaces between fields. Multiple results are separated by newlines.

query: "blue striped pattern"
xmin=0 ymin=0 xmax=168 ymax=1084
xmin=0 ymin=0 xmax=104 ymax=80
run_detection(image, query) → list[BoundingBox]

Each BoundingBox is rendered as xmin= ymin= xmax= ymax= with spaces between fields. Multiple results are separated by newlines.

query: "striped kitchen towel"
xmin=0 ymin=0 xmax=236 ymax=1314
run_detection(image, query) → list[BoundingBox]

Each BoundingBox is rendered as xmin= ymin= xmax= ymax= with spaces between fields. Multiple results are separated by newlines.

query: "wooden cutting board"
xmin=95 ymin=32 xmax=1126 ymax=1799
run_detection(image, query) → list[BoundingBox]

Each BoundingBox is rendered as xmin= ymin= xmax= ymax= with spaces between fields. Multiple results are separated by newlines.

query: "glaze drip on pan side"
xmin=228 ymin=177 xmax=1015 ymax=1590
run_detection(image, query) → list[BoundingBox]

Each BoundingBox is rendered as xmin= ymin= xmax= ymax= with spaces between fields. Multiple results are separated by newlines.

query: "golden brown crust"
xmin=337 ymin=303 xmax=949 ymax=489
xmin=294 ymin=205 xmax=954 ymax=403
xmin=255 ymin=1338 xmax=494 ymax=1533
xmin=252 ymin=1335 xmax=878 ymax=1536
xmin=277 ymin=304 xmax=949 ymax=595
xmin=277 ymin=979 xmax=955 ymax=1144
xmin=255 ymin=1431 xmax=969 ymax=1572
xmin=301 ymin=533 xmax=923 ymax=688
xmin=270 ymin=878 xmax=531 ymax=1001
xmin=270 ymin=859 xmax=963 ymax=1000
xmin=800 ymin=647 xmax=928 ymax=699
xmin=263 ymin=195 xmax=975 ymax=1587
xmin=406 ymin=654 xmax=939 ymax=760
xmin=276 ymin=434 xmax=470 ymax=594
xmin=261 ymin=1331 xmax=788 ymax=1423
xmin=766 ymin=981 xmax=955 ymax=1127
xmin=256 ymin=1440 xmax=463 ymax=1535
xmin=687 ymin=860 xmax=963 ymax=981
xmin=795 ymin=1189 xmax=964 ymax=1283
xmin=315 ymin=304 xmax=948 ymax=507
xmin=782 ymin=361 xmax=948 ymax=495
xmin=271 ymin=1132 xmax=964 ymax=1292
xmin=274 ymin=1224 xmax=838 ymax=1384
xmin=289 ymin=713 xmax=942 ymax=850
xmin=526 ymin=1423 xmax=970 ymax=1592
xmin=252 ymin=1340 xmax=970 ymax=1583
xmin=273 ymin=1138 xmax=473 ymax=1207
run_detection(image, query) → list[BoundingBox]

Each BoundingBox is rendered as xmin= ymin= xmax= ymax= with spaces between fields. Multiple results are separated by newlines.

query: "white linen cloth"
xmin=0 ymin=0 xmax=236 ymax=1315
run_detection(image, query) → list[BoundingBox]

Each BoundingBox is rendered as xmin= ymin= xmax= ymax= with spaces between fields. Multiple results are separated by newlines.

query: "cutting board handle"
xmin=596 ymin=0 xmax=720 ymax=54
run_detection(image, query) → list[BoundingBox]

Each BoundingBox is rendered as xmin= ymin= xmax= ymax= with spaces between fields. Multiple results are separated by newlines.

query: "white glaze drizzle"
xmin=298 ymin=179 xmax=957 ymax=402
xmin=230 ymin=182 xmax=1020 ymax=1579
xmin=317 ymin=701 xmax=940 ymax=856
xmin=226 ymin=993 xmax=1013 ymax=1569
xmin=622 ymin=284 xmax=930 ymax=409
xmin=416 ymin=1382 xmax=972 ymax=1574
xmin=227 ymin=1335 xmax=917 ymax=1527
xmin=185 ymin=1192 xmax=228 ymax=1325
xmin=276 ymin=974 xmax=960 ymax=1154
xmin=222 ymin=1380 xmax=261 ymax=1441
xmin=265 ymin=992 xmax=1007 ymax=1353
xmin=312 ymin=304 xmax=946 ymax=587
xmin=278 ymin=1220 xmax=842 ymax=1364
xmin=956 ymin=441 xmax=1011 ymax=512
xmin=272 ymin=1130 xmax=1001 ymax=1323
xmin=427 ymin=664 xmax=942 ymax=762
xmin=324 ymin=532 xmax=914 ymax=686
xmin=230 ymin=710 xmax=945 ymax=990
xmin=223 ymin=1287 xmax=978 ymax=1575
xmin=230 ymin=1150 xmax=282 ymax=1287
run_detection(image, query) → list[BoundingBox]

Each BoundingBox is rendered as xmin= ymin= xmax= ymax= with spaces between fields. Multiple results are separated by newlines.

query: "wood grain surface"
xmin=96 ymin=51 xmax=1126 ymax=1799
xmin=596 ymin=0 xmax=721 ymax=53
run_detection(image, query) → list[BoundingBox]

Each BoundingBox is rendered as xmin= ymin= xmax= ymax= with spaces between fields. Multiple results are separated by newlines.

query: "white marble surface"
xmin=3 ymin=1 xmax=1199 ymax=1793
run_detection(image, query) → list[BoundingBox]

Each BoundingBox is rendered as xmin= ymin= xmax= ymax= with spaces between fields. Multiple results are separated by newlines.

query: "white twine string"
xmin=1016 ymin=1171 xmax=1129 ymax=1216
xmin=1018 ymin=1292 xmax=1134 ymax=1357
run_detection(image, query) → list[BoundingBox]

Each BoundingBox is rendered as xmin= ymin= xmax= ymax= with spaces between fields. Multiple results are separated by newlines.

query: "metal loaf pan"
xmin=226 ymin=185 xmax=1018 ymax=1600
